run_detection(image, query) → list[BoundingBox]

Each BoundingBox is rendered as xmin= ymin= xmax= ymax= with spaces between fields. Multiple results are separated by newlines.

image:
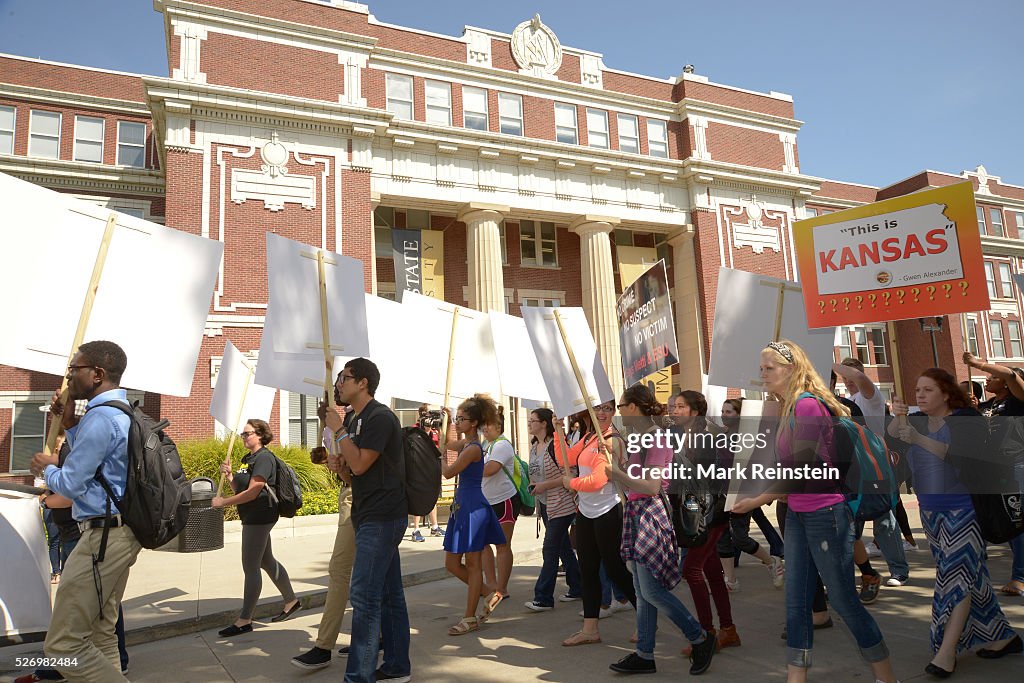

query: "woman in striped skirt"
xmin=890 ymin=368 xmax=1021 ymax=678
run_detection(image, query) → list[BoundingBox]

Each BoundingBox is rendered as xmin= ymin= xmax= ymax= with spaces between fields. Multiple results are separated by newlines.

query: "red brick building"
xmin=2 ymin=0 xmax=1022 ymax=477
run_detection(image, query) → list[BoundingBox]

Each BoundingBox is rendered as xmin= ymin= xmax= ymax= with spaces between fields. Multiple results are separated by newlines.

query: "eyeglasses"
xmin=616 ymin=403 xmax=631 ymax=409
xmin=338 ymin=374 xmax=356 ymax=383
xmin=455 ymin=416 xmax=472 ymax=423
xmin=526 ymin=419 xmax=542 ymax=424
xmin=594 ymin=404 xmax=616 ymax=412
xmin=240 ymin=431 xmax=257 ymax=438
xmin=67 ymin=364 xmax=96 ymax=374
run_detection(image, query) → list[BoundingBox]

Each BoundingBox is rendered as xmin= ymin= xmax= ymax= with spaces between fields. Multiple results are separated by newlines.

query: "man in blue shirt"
xmin=30 ymin=340 xmax=139 ymax=683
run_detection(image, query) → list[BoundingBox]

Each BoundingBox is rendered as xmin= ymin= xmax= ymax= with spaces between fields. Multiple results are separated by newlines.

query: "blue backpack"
xmin=798 ymin=393 xmax=898 ymax=521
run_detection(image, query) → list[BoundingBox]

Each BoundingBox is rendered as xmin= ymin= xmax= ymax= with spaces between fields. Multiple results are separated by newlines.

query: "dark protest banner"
xmin=391 ymin=228 xmax=422 ymax=302
xmin=617 ymin=259 xmax=679 ymax=388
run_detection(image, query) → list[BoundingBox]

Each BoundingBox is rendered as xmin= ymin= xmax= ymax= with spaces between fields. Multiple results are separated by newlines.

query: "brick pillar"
xmin=667 ymin=224 xmax=705 ymax=391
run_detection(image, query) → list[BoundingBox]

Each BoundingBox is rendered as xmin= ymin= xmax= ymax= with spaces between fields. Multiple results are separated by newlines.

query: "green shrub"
xmin=297 ymin=489 xmax=340 ymax=516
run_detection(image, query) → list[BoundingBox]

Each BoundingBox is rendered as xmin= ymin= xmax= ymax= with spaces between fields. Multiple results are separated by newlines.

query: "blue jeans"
xmin=345 ymin=517 xmax=410 ymax=683
xmin=44 ymin=510 xmax=63 ymax=574
xmin=631 ymin=561 xmax=704 ymax=659
xmin=1011 ymin=461 xmax=1024 ymax=582
xmin=752 ymin=506 xmax=785 ymax=558
xmin=785 ymin=504 xmax=889 ymax=668
xmin=857 ymin=511 xmax=909 ymax=578
xmin=534 ymin=505 xmax=581 ymax=605
xmin=600 ymin=561 xmax=628 ymax=606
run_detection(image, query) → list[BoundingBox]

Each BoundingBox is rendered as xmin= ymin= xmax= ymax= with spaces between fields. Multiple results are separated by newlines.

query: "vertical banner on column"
xmin=421 ymin=229 xmax=445 ymax=301
xmin=617 ymin=260 xmax=679 ymax=388
xmin=391 ymin=228 xmax=422 ymax=303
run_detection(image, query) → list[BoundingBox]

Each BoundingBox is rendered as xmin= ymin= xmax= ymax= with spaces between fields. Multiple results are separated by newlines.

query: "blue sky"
xmin=1 ymin=0 xmax=1021 ymax=189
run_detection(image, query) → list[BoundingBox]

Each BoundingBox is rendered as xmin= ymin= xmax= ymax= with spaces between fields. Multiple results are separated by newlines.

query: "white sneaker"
xmin=885 ymin=575 xmax=909 ymax=587
xmin=769 ymin=556 xmax=785 ymax=589
xmin=578 ymin=607 xmax=613 ymax=619
xmin=609 ymin=599 xmax=633 ymax=613
xmin=725 ymin=577 xmax=741 ymax=592
xmin=524 ymin=601 xmax=553 ymax=612
xmin=902 ymin=540 xmax=920 ymax=552
xmin=866 ymin=542 xmax=882 ymax=557
xmin=558 ymin=592 xmax=582 ymax=602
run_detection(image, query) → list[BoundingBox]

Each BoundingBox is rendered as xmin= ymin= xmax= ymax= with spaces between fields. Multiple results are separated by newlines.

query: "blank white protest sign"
xmin=210 ymin=340 xmax=276 ymax=430
xmin=265 ymin=232 xmax=369 ymax=358
xmin=708 ymin=267 xmax=836 ymax=392
xmin=521 ymin=306 xmax=614 ymax=417
xmin=0 ymin=171 xmax=223 ymax=396
xmin=488 ymin=311 xmax=551 ymax=404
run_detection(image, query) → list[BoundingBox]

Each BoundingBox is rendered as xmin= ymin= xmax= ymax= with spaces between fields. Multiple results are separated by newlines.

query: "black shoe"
xmin=374 ymin=669 xmax=411 ymax=682
xmin=924 ymin=661 xmax=954 ymax=678
xmin=291 ymin=647 xmax=332 ymax=670
xmin=271 ymin=600 xmax=303 ymax=623
xmin=218 ymin=623 xmax=253 ymax=638
xmin=610 ymin=652 xmax=656 ymax=674
xmin=689 ymin=634 xmax=716 ymax=675
xmin=977 ymin=634 xmax=1023 ymax=659
xmin=339 ymin=641 xmax=385 ymax=657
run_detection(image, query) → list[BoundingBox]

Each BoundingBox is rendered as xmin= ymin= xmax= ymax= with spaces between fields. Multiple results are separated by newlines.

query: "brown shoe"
xmin=681 ymin=628 xmax=716 ymax=656
xmin=716 ymin=625 xmax=741 ymax=649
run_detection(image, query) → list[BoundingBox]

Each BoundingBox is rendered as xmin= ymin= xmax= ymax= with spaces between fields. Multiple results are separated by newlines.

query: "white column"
xmin=667 ymin=225 xmax=705 ymax=392
xmin=458 ymin=203 xmax=508 ymax=312
xmin=569 ymin=215 xmax=624 ymax=402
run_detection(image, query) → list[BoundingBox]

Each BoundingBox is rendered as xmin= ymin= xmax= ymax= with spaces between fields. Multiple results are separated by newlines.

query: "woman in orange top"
xmin=556 ymin=399 xmax=637 ymax=647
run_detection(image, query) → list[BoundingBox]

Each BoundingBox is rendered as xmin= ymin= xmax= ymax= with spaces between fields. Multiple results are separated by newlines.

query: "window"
xmin=498 ymin=93 xmax=523 ymax=136
xmin=999 ymin=262 xmax=1014 ymax=299
xmin=647 ymin=119 xmax=668 ymax=158
xmin=116 ymin=121 xmax=146 ymax=167
xmin=73 ymin=116 xmax=104 ymax=163
xmin=1016 ymin=212 xmax=1024 ymax=236
xmin=586 ymin=108 xmax=609 ymax=149
xmin=805 ymin=207 xmax=818 ymax=218
xmin=498 ymin=222 xmax=507 ymax=264
xmin=836 ymin=326 xmax=852 ymax=360
xmin=29 ymin=110 xmax=61 ymax=158
xmin=614 ymin=229 xmax=634 ymax=246
xmin=11 ymin=401 xmax=46 ymax=471
xmin=287 ymin=393 xmax=319 ymax=448
xmin=990 ymin=320 xmax=1006 ymax=357
xmin=0 ymin=106 xmax=14 ymax=155
xmin=1009 ymin=321 xmax=1023 ymax=358
xmin=519 ymin=220 xmax=557 ymax=266
xmin=964 ymin=316 xmax=979 ymax=356
xmin=868 ymin=327 xmax=887 ymax=365
xmin=424 ymin=80 xmax=451 ymax=126
xmin=990 ymin=208 xmax=1004 ymax=238
xmin=522 ymin=297 xmax=560 ymax=307
xmin=554 ymin=102 xmax=577 ymax=145
xmin=977 ymin=206 xmax=987 ymax=235
xmin=985 ymin=262 xmax=997 ymax=299
xmin=854 ymin=328 xmax=870 ymax=365
xmin=617 ymin=114 xmax=639 ymax=154
xmin=373 ymin=206 xmax=394 ymax=258
xmin=114 ymin=207 xmax=145 ymax=219
xmin=385 ymin=73 xmax=413 ymax=120
xmin=463 ymin=86 xmax=488 ymax=131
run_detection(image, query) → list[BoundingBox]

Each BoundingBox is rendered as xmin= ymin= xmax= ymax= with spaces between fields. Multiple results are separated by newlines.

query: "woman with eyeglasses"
xmin=731 ymin=340 xmax=897 ymax=683
xmin=605 ymin=384 xmax=717 ymax=675
xmin=213 ymin=419 xmax=300 ymax=637
xmin=439 ymin=395 xmax=507 ymax=635
xmin=525 ymin=408 xmax=582 ymax=611
xmin=555 ymin=400 xmax=637 ymax=647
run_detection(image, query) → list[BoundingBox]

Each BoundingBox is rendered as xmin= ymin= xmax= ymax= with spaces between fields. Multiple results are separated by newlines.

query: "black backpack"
xmin=403 ymin=425 xmax=443 ymax=517
xmin=266 ymin=455 xmax=303 ymax=518
xmin=95 ymin=401 xmax=191 ymax=552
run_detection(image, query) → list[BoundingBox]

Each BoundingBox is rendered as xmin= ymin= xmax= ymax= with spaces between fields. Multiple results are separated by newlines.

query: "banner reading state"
xmin=617 ymin=260 xmax=679 ymax=388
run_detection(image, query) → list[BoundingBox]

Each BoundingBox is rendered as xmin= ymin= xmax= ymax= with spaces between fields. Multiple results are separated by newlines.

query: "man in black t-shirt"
xmin=328 ymin=358 xmax=410 ymax=683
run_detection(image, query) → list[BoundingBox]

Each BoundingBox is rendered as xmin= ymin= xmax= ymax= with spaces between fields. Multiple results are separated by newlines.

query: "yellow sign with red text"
xmin=794 ymin=182 xmax=988 ymax=328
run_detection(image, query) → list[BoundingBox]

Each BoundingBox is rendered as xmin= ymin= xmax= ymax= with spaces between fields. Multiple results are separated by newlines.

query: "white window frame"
xmin=0 ymin=105 xmax=15 ymax=155
xmin=867 ymin=326 xmax=888 ymax=365
xmin=990 ymin=208 xmax=1004 ymax=238
xmin=836 ymin=326 xmax=853 ymax=360
xmin=519 ymin=220 xmax=558 ymax=267
xmin=998 ymin=262 xmax=1014 ymax=299
xmin=498 ymin=92 xmax=523 ymax=136
xmin=617 ymin=113 xmax=639 ymax=154
xmin=73 ymin=115 xmax=105 ymax=163
xmin=10 ymin=400 xmax=47 ymax=472
xmin=985 ymin=262 xmax=997 ymax=299
xmin=964 ymin=316 xmax=979 ymax=356
xmin=977 ymin=206 xmax=987 ymax=235
xmin=116 ymin=121 xmax=146 ymax=168
xmin=554 ymin=102 xmax=578 ymax=145
xmin=991 ymin=320 xmax=1006 ymax=357
xmin=1016 ymin=212 xmax=1024 ymax=236
xmin=463 ymin=86 xmax=488 ymax=131
xmin=647 ymin=119 xmax=668 ymax=158
xmin=586 ymin=108 xmax=609 ymax=149
xmin=385 ymin=73 xmax=414 ymax=120
xmin=29 ymin=110 xmax=61 ymax=159
xmin=1009 ymin=321 xmax=1023 ymax=358
xmin=424 ymin=80 xmax=451 ymax=126
xmin=285 ymin=391 xmax=320 ymax=448
xmin=805 ymin=206 xmax=818 ymax=218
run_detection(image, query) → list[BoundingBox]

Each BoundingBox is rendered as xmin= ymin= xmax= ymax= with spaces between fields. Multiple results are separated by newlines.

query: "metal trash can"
xmin=169 ymin=477 xmax=224 ymax=553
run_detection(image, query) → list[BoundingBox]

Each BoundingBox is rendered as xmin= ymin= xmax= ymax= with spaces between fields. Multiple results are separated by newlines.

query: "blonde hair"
xmin=762 ymin=339 xmax=849 ymax=419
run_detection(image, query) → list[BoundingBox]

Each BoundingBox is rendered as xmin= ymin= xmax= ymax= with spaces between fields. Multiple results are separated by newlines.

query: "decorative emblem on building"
xmin=731 ymin=194 xmax=782 ymax=254
xmin=231 ymin=132 xmax=316 ymax=212
xmin=510 ymin=15 xmax=562 ymax=78
xmin=260 ymin=132 xmax=290 ymax=178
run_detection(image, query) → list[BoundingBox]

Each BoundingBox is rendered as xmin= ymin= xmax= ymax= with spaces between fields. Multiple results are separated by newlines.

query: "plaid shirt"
xmin=620 ymin=495 xmax=681 ymax=590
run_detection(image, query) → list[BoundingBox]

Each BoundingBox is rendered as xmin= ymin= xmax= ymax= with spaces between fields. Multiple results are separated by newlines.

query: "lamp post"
xmin=918 ymin=316 xmax=944 ymax=367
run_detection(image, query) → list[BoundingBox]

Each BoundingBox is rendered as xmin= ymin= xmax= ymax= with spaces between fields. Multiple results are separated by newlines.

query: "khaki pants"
xmin=46 ymin=525 xmax=141 ymax=683
xmin=315 ymin=486 xmax=356 ymax=650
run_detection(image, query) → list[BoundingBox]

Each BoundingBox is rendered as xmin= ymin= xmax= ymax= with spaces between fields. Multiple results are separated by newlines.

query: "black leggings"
xmin=777 ymin=501 xmax=828 ymax=613
xmin=575 ymin=506 xmax=636 ymax=618
xmin=892 ymin=497 xmax=913 ymax=539
xmin=240 ymin=522 xmax=295 ymax=620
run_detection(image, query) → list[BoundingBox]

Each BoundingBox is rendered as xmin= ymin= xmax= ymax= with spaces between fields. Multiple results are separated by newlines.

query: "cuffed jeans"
xmin=534 ymin=504 xmax=581 ymax=605
xmin=631 ymin=561 xmax=704 ymax=659
xmin=345 ymin=517 xmax=410 ymax=683
xmin=785 ymin=504 xmax=889 ymax=668
xmin=857 ymin=510 xmax=909 ymax=578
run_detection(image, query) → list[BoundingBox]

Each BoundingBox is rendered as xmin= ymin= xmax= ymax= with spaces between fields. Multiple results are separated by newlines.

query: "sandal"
xmin=50 ymin=572 xmax=61 ymax=585
xmin=479 ymin=591 xmax=504 ymax=623
xmin=448 ymin=617 xmax=479 ymax=636
xmin=1000 ymin=581 xmax=1024 ymax=597
xmin=562 ymin=630 xmax=602 ymax=647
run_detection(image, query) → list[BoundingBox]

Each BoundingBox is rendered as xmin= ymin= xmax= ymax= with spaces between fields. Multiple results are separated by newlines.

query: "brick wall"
xmin=705 ymin=122 xmax=786 ymax=170
xmin=0 ymin=56 xmax=147 ymax=101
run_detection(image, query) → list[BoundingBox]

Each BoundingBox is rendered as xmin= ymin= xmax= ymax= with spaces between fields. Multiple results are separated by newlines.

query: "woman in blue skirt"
xmin=441 ymin=394 xmax=507 ymax=635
